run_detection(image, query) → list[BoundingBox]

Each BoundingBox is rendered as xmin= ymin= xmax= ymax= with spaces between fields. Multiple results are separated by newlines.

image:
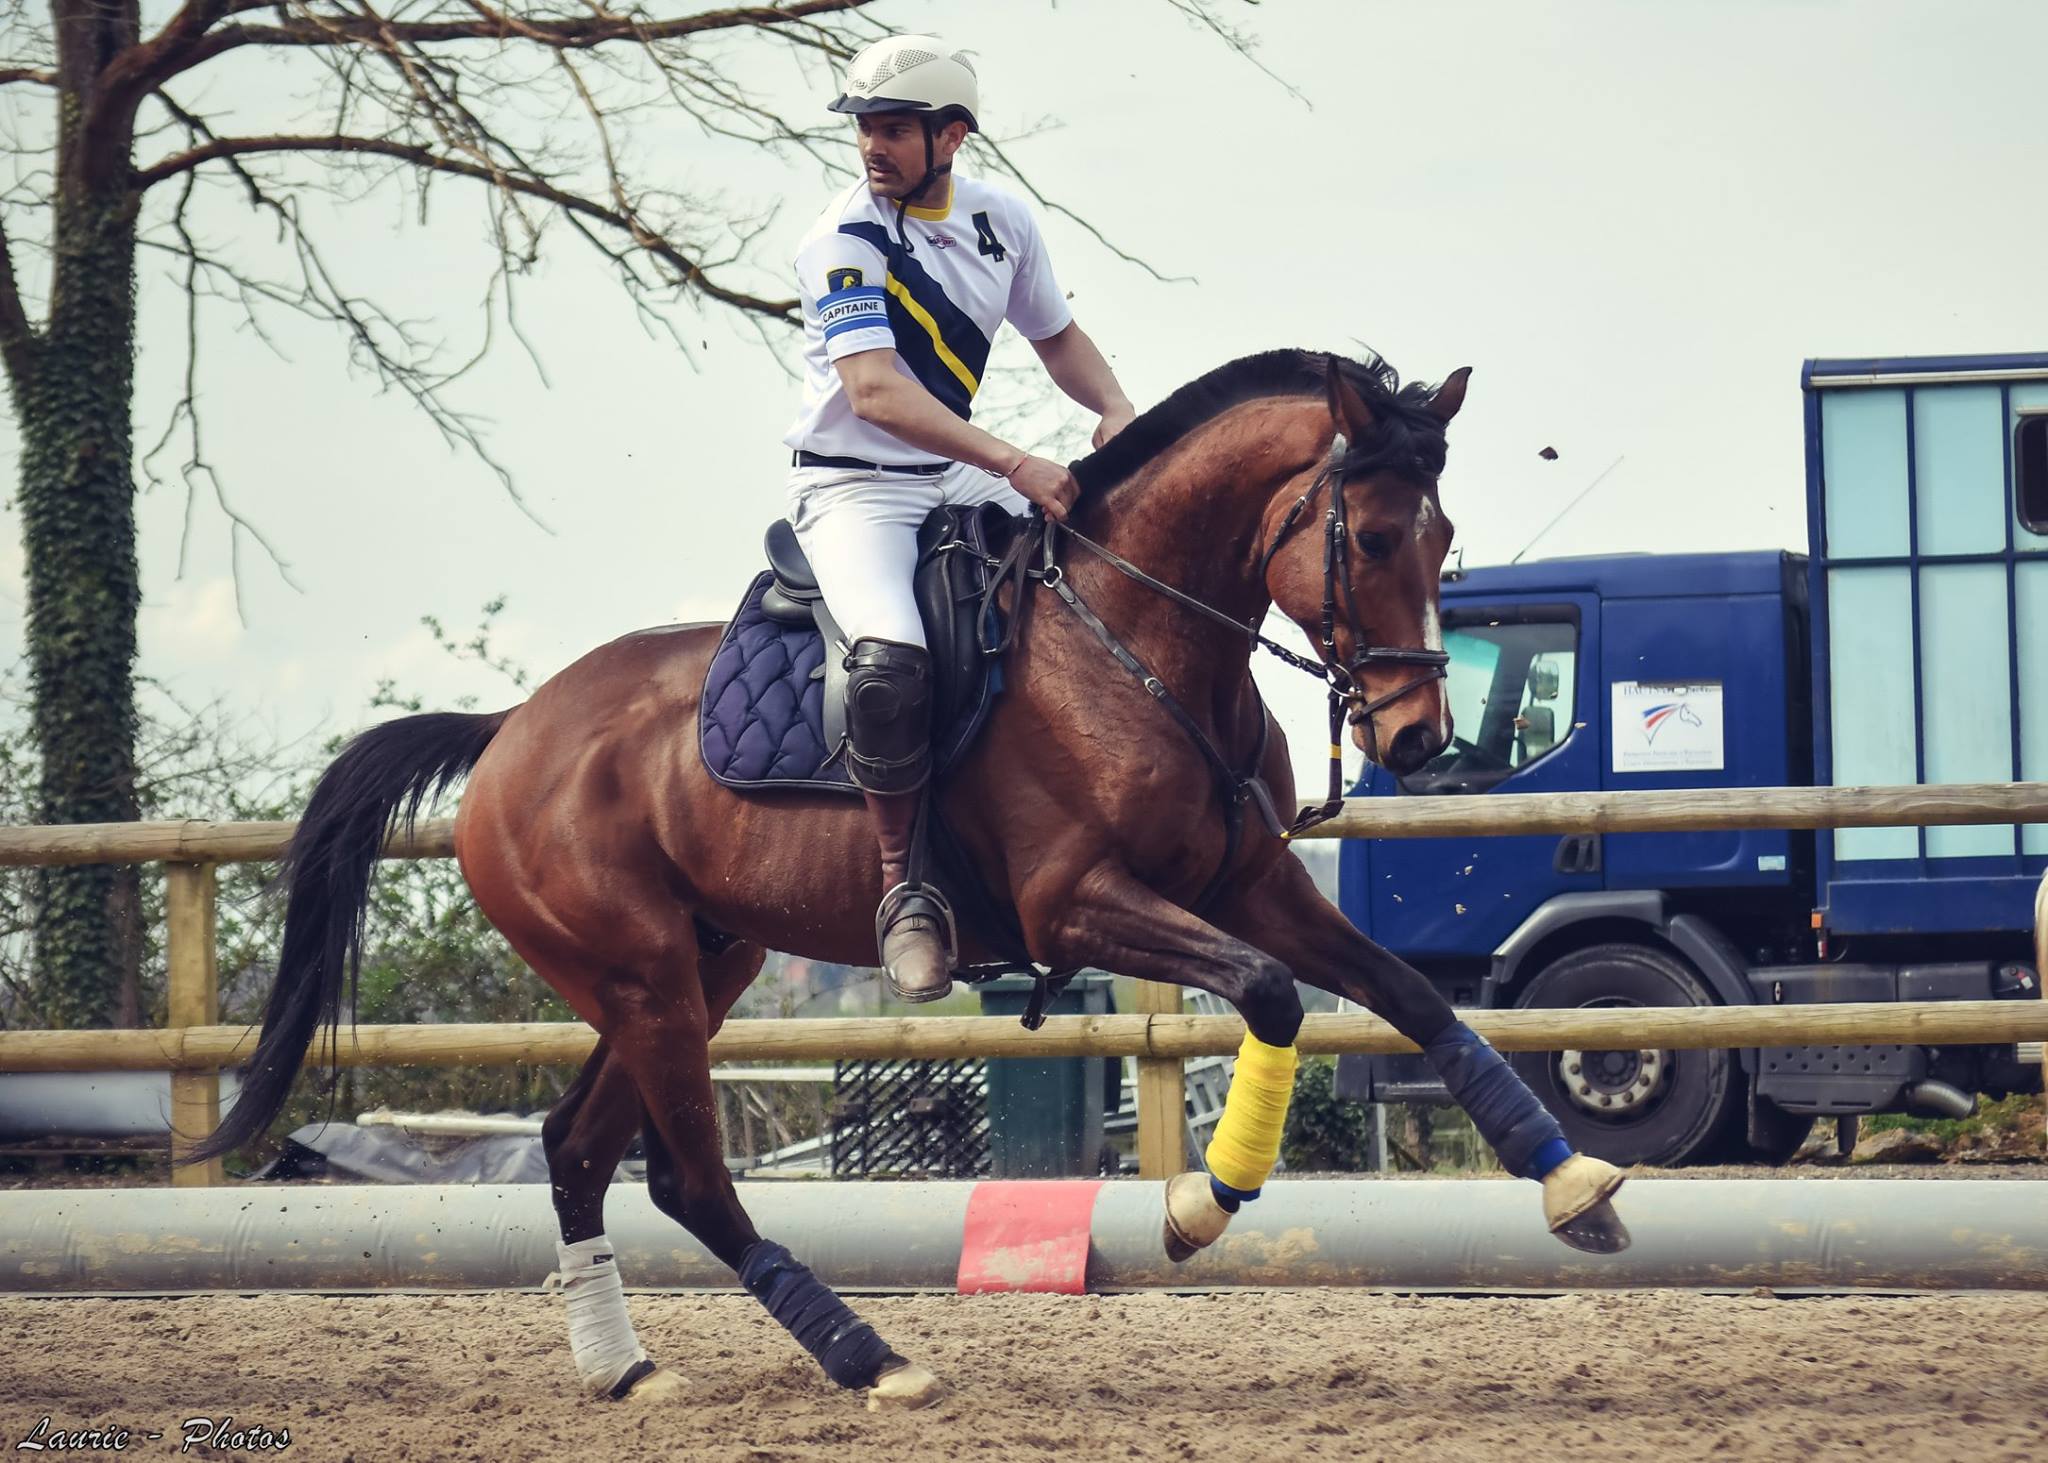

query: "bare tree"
xmin=0 ymin=0 xmax=1270 ymax=1027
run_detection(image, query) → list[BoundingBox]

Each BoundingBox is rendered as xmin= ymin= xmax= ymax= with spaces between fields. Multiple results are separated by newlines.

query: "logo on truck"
xmin=1640 ymin=701 xmax=1705 ymax=745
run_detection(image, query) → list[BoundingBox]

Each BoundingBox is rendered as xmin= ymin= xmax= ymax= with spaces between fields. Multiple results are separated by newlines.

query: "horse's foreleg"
xmin=599 ymin=941 xmax=944 ymax=1413
xmin=1029 ymin=863 xmax=1306 ymax=1261
xmin=1206 ymin=853 xmax=1630 ymax=1255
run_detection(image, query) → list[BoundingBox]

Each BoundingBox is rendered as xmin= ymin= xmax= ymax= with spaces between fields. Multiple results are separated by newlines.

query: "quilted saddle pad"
xmin=698 ymin=572 xmax=853 ymax=792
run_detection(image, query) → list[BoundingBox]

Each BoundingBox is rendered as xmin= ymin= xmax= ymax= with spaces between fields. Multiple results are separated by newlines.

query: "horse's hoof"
xmin=1543 ymin=1154 xmax=1631 ymax=1254
xmin=866 ymin=1361 xmax=945 ymax=1412
xmin=1554 ymin=1198 xmax=1632 ymax=1254
xmin=618 ymin=1365 xmax=688 ymax=1404
xmin=1162 ymin=1171 xmax=1233 ymax=1264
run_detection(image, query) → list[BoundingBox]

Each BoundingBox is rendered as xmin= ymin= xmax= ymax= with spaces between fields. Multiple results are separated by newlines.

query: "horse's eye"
xmin=1356 ymin=532 xmax=1392 ymax=562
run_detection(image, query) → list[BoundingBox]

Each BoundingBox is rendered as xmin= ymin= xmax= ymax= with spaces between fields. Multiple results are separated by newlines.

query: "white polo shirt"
xmin=783 ymin=173 xmax=1073 ymax=465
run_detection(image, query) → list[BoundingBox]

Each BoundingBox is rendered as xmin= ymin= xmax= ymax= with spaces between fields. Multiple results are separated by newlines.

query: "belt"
xmin=793 ymin=450 xmax=947 ymax=475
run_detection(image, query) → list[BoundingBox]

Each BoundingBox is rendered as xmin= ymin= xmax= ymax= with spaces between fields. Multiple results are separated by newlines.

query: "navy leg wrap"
xmin=1424 ymin=1021 xmax=1571 ymax=1180
xmin=740 ymin=1240 xmax=897 ymax=1389
xmin=1209 ymin=1178 xmax=1258 ymax=1213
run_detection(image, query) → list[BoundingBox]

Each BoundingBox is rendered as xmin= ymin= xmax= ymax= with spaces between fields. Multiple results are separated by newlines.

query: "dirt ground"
xmin=1 ymin=1289 xmax=2043 ymax=1462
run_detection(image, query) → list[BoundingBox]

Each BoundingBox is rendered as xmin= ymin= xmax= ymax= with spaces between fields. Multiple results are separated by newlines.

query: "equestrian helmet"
xmin=829 ymin=34 xmax=980 ymax=132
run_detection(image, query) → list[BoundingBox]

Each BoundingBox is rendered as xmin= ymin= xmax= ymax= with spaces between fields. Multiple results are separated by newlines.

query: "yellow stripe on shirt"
xmin=886 ymin=275 xmax=981 ymax=397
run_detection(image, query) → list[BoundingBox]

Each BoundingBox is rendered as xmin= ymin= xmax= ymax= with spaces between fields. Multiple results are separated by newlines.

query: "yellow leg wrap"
xmin=1203 ymin=1033 xmax=1298 ymax=1196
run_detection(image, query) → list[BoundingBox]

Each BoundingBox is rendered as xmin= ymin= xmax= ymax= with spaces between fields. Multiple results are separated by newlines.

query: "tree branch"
xmin=0 ymin=209 xmax=39 ymax=392
xmin=165 ymin=0 xmax=877 ymax=77
xmin=136 ymin=132 xmax=800 ymax=319
xmin=0 ymin=67 xmax=55 ymax=86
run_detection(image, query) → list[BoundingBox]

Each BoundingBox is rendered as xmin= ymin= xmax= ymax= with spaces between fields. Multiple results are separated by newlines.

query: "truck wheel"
xmin=1507 ymin=942 xmax=1741 ymax=1167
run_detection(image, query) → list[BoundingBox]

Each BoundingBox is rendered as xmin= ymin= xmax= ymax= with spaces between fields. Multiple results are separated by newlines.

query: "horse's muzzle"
xmin=1380 ymin=720 xmax=1444 ymax=776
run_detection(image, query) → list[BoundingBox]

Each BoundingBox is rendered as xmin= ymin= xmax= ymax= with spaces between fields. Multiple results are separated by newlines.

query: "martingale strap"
xmin=1038 ymin=519 xmax=1288 ymax=915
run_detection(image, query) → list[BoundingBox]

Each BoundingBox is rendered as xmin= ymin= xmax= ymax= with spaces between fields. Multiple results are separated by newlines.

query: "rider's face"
xmin=856 ymin=113 xmax=967 ymax=199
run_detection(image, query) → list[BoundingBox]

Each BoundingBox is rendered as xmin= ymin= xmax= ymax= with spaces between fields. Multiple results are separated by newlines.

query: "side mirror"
xmin=2020 ymin=411 xmax=2048 ymax=535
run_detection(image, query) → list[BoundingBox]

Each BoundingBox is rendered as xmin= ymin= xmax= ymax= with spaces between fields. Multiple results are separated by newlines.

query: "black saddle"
xmin=697 ymin=501 xmax=1083 ymax=1026
xmin=760 ymin=520 xmax=822 ymax=622
xmin=699 ymin=503 xmax=1022 ymax=794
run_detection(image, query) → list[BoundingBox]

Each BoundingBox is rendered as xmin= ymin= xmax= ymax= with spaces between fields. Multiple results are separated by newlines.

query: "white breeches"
xmin=786 ymin=461 xmax=1030 ymax=649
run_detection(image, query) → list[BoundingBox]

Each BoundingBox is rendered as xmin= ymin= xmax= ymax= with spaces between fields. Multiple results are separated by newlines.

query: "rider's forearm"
xmin=846 ymin=374 xmax=1026 ymax=474
xmin=1030 ymin=322 xmax=1133 ymax=417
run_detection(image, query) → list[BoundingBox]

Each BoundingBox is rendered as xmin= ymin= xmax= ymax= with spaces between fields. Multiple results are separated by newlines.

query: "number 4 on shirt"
xmin=972 ymin=210 xmax=1008 ymax=262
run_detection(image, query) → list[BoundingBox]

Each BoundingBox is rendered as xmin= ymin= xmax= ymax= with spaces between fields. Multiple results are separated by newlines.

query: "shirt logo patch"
xmin=827 ymin=266 xmax=864 ymax=291
xmin=925 ymin=232 xmax=957 ymax=249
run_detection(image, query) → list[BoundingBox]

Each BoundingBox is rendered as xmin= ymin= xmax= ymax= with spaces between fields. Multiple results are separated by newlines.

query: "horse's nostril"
xmin=1387 ymin=723 xmax=1439 ymax=773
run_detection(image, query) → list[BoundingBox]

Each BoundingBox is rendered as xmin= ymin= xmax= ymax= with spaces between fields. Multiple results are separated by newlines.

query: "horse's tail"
xmin=185 ymin=709 xmax=511 ymax=1163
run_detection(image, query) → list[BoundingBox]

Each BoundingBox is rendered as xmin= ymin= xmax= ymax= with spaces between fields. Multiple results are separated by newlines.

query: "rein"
xmin=1026 ymin=427 xmax=1448 ymax=875
xmin=953 ymin=405 xmax=1448 ymax=1020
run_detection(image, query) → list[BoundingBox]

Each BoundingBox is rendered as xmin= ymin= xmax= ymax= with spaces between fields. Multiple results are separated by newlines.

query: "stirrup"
xmin=876 ymin=881 xmax=959 ymax=1003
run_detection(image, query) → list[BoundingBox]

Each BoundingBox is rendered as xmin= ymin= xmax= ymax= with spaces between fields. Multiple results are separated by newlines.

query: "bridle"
xmin=1016 ymin=404 xmax=1448 ymax=869
xmin=1250 ymin=426 xmax=1452 ymax=829
xmin=960 ymin=389 xmax=1450 ymax=1021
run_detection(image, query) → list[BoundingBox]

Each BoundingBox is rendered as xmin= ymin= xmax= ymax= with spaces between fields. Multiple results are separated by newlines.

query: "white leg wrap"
xmin=548 ymin=1235 xmax=649 ymax=1396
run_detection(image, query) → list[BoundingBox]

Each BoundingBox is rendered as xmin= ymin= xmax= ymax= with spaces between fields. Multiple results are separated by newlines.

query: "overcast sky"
xmin=2 ymin=0 xmax=2045 ymax=794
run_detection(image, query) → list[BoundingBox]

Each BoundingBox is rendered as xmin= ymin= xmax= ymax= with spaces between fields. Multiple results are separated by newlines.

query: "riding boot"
xmin=862 ymin=787 xmax=956 ymax=1003
xmin=845 ymin=638 xmax=956 ymax=1004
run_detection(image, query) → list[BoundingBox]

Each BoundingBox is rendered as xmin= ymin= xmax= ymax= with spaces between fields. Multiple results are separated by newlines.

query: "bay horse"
xmin=193 ymin=349 xmax=1627 ymax=1411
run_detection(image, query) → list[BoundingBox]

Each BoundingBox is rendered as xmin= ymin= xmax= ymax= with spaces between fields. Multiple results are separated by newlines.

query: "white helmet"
xmin=829 ymin=34 xmax=980 ymax=132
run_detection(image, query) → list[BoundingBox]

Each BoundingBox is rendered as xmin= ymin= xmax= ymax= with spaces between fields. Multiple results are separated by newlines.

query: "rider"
xmin=788 ymin=34 xmax=1136 ymax=1003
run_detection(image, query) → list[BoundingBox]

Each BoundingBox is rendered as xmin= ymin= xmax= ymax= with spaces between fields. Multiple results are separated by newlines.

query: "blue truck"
xmin=1336 ymin=351 xmax=2048 ymax=1164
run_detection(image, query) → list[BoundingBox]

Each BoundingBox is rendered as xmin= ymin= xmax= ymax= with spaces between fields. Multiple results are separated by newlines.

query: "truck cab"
xmin=1337 ymin=353 xmax=2048 ymax=1164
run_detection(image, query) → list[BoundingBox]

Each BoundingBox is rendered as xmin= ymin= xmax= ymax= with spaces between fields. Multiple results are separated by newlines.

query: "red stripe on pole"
xmin=956 ymin=1181 xmax=1105 ymax=1295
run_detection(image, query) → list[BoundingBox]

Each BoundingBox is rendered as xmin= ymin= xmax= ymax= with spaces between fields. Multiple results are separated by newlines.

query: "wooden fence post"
xmin=166 ymin=862 xmax=223 ymax=1188
xmin=1133 ymin=981 xmax=1185 ymax=1181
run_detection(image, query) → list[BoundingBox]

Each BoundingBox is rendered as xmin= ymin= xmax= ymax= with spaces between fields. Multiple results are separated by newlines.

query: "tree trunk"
xmin=12 ymin=1 xmax=146 ymax=1028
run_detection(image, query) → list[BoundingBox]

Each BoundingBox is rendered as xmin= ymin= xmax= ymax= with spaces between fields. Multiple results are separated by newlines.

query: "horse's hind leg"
xmin=598 ymin=931 xmax=945 ymax=1412
xmin=539 ymin=1040 xmax=689 ymax=1403
xmin=536 ymin=937 xmax=770 ymax=1404
xmin=530 ymin=935 xmax=764 ymax=1403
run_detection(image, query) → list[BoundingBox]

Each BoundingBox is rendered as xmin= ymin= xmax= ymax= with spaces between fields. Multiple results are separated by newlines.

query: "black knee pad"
xmin=845 ymin=638 xmax=934 ymax=793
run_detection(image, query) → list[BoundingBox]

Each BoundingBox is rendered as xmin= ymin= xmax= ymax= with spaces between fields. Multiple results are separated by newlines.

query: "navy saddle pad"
xmin=699 ymin=504 xmax=1020 ymax=793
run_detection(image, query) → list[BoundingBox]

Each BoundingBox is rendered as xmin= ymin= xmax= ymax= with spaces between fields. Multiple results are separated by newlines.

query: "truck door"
xmin=1358 ymin=594 xmax=1603 ymax=967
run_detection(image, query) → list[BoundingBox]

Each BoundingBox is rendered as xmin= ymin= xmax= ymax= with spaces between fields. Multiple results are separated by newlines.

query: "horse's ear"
xmin=1428 ymin=367 xmax=1473 ymax=423
xmin=1325 ymin=359 xmax=1377 ymax=442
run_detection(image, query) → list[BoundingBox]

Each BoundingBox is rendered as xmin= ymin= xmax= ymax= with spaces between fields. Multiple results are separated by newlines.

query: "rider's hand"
xmin=1091 ymin=404 xmax=1137 ymax=450
xmin=1005 ymin=453 xmax=1080 ymax=522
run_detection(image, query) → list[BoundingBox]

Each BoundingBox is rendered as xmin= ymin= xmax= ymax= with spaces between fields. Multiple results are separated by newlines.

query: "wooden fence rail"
xmin=1 ymin=780 xmax=2043 ymax=1185
xmin=4 ymin=1001 xmax=2045 ymax=1074
xmin=0 ymin=782 xmax=2042 ymax=867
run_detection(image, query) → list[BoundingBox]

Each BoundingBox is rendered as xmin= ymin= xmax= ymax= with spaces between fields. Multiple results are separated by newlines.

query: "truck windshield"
xmin=1400 ymin=617 xmax=1578 ymax=794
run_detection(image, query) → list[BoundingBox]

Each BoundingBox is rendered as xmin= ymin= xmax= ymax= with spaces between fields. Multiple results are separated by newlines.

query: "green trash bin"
xmin=977 ymin=974 xmax=1120 ymax=1178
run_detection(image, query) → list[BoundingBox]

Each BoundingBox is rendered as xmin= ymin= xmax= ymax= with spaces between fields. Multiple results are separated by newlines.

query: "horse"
xmin=192 ymin=348 xmax=1628 ymax=1412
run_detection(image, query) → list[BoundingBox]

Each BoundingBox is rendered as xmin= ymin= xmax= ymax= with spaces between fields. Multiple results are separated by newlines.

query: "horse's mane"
xmin=1070 ymin=348 xmax=1449 ymax=496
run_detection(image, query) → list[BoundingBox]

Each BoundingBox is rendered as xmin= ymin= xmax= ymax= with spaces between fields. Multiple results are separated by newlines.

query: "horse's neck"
xmin=1065 ymin=396 xmax=1327 ymax=715
xmin=1076 ymin=396 xmax=1326 ymax=632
